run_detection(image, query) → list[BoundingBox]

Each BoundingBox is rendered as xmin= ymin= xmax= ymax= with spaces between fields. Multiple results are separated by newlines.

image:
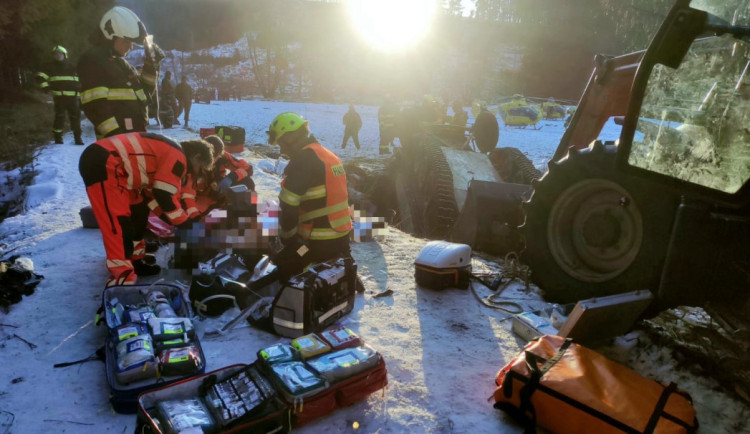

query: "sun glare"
xmin=347 ymin=0 xmax=437 ymax=52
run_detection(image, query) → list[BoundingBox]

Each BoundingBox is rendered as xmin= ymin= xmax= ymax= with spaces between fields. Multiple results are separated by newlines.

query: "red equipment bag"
xmin=493 ymin=335 xmax=698 ymax=434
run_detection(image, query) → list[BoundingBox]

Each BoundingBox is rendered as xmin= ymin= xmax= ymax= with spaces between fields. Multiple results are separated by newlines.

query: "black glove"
xmin=175 ymin=218 xmax=196 ymax=231
xmin=144 ymin=41 xmax=166 ymax=65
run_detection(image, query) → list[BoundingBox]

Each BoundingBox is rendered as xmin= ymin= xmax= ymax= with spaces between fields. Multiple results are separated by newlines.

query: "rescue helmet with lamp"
xmin=267 ymin=112 xmax=307 ymax=146
xmin=99 ymin=6 xmax=147 ymax=43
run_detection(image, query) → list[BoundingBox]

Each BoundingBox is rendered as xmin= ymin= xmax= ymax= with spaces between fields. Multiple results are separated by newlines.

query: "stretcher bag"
xmin=271 ymin=257 xmax=356 ymax=338
xmin=136 ymin=363 xmax=291 ymax=434
xmin=101 ymin=283 xmax=207 ymax=414
xmin=493 ymin=335 xmax=699 ymax=434
xmin=414 ymin=241 xmax=472 ymax=290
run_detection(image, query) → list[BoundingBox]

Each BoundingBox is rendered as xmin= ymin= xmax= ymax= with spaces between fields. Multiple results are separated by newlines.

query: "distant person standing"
xmin=160 ymin=70 xmax=178 ymax=126
xmin=37 ymin=45 xmax=83 ymax=145
xmin=341 ymin=104 xmax=362 ymax=150
xmin=471 ymin=105 xmax=499 ymax=153
xmin=451 ymin=102 xmax=468 ymax=128
xmin=78 ymin=6 xmax=162 ymax=139
xmin=378 ymin=99 xmax=398 ymax=155
xmin=176 ymin=75 xmax=194 ymax=128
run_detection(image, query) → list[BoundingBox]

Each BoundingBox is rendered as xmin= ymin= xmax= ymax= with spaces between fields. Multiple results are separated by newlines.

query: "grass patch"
xmin=0 ymin=89 xmax=54 ymax=171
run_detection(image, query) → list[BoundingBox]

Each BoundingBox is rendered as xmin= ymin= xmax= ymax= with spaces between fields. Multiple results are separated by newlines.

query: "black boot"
xmin=54 ymin=133 xmax=63 ymax=144
xmin=74 ymin=136 xmax=84 ymax=145
xmin=133 ymin=259 xmax=161 ymax=276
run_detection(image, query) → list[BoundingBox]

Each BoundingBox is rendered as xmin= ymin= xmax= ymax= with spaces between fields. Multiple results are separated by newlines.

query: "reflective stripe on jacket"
xmin=78 ymin=46 xmax=155 ymax=139
xmin=279 ymin=142 xmax=351 ymax=242
xmin=37 ymin=60 xmax=80 ymax=97
xmin=93 ymin=132 xmax=189 ymax=225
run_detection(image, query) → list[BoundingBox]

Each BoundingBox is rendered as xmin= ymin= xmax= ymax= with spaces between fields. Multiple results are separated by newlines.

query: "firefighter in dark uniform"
xmin=267 ymin=112 xmax=352 ymax=280
xmin=78 ymin=6 xmax=163 ymax=139
xmin=79 ymin=133 xmax=213 ymax=287
xmin=37 ymin=45 xmax=83 ymax=145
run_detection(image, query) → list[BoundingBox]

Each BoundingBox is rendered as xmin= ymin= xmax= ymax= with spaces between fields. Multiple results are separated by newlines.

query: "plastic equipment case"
xmin=100 ymin=283 xmax=207 ymax=414
xmin=414 ymin=241 xmax=472 ymax=289
xmin=215 ymin=125 xmax=246 ymax=153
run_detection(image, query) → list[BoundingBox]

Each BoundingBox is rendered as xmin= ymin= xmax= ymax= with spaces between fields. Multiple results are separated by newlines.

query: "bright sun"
xmin=347 ymin=0 xmax=437 ymax=52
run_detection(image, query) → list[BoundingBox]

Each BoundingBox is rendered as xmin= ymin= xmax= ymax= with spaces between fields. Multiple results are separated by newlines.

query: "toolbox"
xmin=414 ymin=241 xmax=472 ymax=289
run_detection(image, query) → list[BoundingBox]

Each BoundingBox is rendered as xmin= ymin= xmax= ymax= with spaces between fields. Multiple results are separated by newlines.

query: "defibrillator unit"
xmin=414 ymin=241 xmax=472 ymax=289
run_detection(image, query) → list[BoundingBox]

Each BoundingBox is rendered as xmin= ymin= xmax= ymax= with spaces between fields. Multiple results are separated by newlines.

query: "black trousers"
xmin=53 ymin=96 xmax=81 ymax=138
xmin=179 ymin=100 xmax=192 ymax=124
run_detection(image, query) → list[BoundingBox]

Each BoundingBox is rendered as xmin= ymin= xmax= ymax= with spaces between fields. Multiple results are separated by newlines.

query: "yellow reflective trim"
xmin=108 ymin=88 xmax=138 ymax=101
xmin=166 ymin=209 xmax=185 ymax=220
xmin=307 ymin=228 xmax=350 ymax=240
xmin=40 ymin=83 xmax=49 ymax=89
xmin=52 ymin=90 xmax=78 ymax=96
xmin=147 ymin=199 xmax=159 ymax=210
xmin=182 ymin=192 xmax=196 ymax=199
xmin=301 ymin=185 xmax=326 ymax=201
xmin=37 ymin=72 xmax=49 ymax=80
xmin=106 ymin=259 xmax=132 ymax=268
xmin=135 ymin=89 xmax=147 ymax=102
xmin=49 ymin=76 xmax=78 ymax=82
xmin=97 ymin=117 xmax=119 ymax=136
xmin=298 ymin=200 xmax=349 ymax=223
xmin=125 ymin=133 xmax=149 ymax=185
xmin=186 ymin=207 xmax=199 ymax=215
xmin=81 ymin=87 xmax=108 ymax=104
xmin=329 ymin=214 xmax=352 ymax=228
xmin=279 ymin=188 xmax=301 ymax=206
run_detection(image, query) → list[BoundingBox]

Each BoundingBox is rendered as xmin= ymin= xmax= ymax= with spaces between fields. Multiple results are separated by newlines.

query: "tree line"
xmin=0 ymin=0 xmax=675 ymax=103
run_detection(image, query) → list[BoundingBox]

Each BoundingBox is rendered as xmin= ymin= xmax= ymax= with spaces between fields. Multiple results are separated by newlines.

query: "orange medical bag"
xmin=493 ymin=335 xmax=698 ymax=433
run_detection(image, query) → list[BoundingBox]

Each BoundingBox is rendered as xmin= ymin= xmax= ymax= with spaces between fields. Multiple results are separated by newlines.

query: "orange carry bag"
xmin=493 ymin=335 xmax=698 ymax=434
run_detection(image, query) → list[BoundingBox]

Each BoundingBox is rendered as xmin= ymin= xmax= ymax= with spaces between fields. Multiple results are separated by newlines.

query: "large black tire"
xmin=522 ymin=141 xmax=679 ymax=303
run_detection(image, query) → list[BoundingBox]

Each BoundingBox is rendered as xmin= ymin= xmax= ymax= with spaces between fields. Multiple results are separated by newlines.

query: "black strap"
xmin=516 ymin=339 xmax=574 ymax=433
xmin=53 ymin=346 xmax=105 ymax=368
xmin=644 ymin=382 xmax=678 ymax=433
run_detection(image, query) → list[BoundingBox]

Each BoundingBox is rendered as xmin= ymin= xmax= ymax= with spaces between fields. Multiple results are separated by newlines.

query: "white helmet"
xmin=99 ymin=6 xmax=147 ymax=43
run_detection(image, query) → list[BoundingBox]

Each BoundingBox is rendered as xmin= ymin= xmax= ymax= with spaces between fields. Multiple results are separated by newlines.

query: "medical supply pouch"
xmin=124 ymin=306 xmax=156 ymax=325
xmin=115 ymin=335 xmax=157 ymax=384
xmin=258 ymin=343 xmax=299 ymax=368
xmin=268 ymin=361 xmax=328 ymax=402
xmin=137 ymin=364 xmax=290 ymax=434
xmin=493 ymin=335 xmax=699 ymax=434
xmin=203 ymin=363 xmax=279 ymax=428
xmin=306 ymin=344 xmax=380 ymax=384
xmin=148 ymin=317 xmax=195 ymax=342
xmin=156 ymin=398 xmax=217 ymax=434
xmin=113 ymin=323 xmax=149 ymax=342
xmin=291 ymin=333 xmax=331 ymax=360
xmin=271 ymin=257 xmax=356 ymax=338
xmin=319 ymin=327 xmax=361 ymax=351
xmin=159 ymin=344 xmax=204 ymax=377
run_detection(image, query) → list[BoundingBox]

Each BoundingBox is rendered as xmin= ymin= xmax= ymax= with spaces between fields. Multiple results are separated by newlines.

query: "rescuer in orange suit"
xmin=266 ymin=112 xmax=352 ymax=280
xmin=79 ymin=132 xmax=213 ymax=286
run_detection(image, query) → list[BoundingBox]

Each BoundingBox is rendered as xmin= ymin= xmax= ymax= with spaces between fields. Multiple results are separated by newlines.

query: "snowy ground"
xmin=0 ymin=100 xmax=747 ymax=433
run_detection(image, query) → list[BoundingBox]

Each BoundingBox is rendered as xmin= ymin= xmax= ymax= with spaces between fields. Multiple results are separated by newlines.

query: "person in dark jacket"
xmin=451 ymin=102 xmax=468 ymax=128
xmin=472 ymin=105 xmax=499 ymax=153
xmin=78 ymin=6 xmax=162 ymax=139
xmin=37 ymin=45 xmax=83 ymax=145
xmin=160 ymin=70 xmax=179 ymax=127
xmin=267 ymin=112 xmax=352 ymax=280
xmin=378 ymin=99 xmax=398 ymax=155
xmin=341 ymin=104 xmax=362 ymax=150
xmin=175 ymin=75 xmax=194 ymax=128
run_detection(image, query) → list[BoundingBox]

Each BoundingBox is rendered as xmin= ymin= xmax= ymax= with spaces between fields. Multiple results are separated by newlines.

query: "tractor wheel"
xmin=522 ymin=141 xmax=677 ymax=303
